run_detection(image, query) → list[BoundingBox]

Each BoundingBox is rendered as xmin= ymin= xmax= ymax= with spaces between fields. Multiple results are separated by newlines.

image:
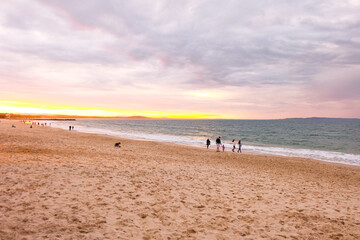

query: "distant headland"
xmin=284 ymin=117 xmax=360 ymax=120
xmin=0 ymin=113 xmax=150 ymax=120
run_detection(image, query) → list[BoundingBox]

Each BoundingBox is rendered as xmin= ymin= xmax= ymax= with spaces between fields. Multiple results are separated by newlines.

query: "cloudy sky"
xmin=1 ymin=0 xmax=359 ymax=119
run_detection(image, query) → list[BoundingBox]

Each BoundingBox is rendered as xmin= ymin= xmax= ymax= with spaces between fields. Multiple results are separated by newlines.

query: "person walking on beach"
xmin=206 ymin=138 xmax=211 ymax=149
xmin=216 ymin=136 xmax=221 ymax=152
xmin=222 ymin=144 xmax=225 ymax=152
xmin=238 ymin=140 xmax=242 ymax=153
xmin=232 ymin=139 xmax=236 ymax=152
xmin=69 ymin=126 xmax=71 ymax=131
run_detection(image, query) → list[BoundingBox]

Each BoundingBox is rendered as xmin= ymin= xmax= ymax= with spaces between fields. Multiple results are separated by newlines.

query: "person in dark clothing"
xmin=114 ymin=142 xmax=121 ymax=148
xmin=238 ymin=140 xmax=242 ymax=153
xmin=216 ymin=137 xmax=221 ymax=152
xmin=69 ymin=126 xmax=71 ymax=131
xmin=206 ymin=138 xmax=211 ymax=149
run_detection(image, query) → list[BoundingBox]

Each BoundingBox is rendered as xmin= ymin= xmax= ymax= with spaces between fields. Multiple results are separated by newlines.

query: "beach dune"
xmin=0 ymin=120 xmax=359 ymax=239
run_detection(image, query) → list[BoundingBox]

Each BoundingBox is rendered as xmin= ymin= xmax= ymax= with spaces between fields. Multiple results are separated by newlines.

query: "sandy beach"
xmin=0 ymin=120 xmax=359 ymax=239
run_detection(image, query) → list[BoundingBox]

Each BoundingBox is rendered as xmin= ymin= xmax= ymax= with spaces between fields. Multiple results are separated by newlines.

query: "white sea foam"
xmin=244 ymin=145 xmax=360 ymax=166
xmin=49 ymin=121 xmax=360 ymax=166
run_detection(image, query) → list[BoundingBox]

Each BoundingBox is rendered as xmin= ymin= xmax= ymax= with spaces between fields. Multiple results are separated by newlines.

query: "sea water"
xmin=48 ymin=118 xmax=360 ymax=166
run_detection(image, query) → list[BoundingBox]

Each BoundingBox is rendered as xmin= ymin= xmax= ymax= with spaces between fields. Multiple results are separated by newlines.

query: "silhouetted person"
xmin=69 ymin=126 xmax=71 ymax=131
xmin=238 ymin=140 xmax=242 ymax=153
xmin=72 ymin=126 xmax=74 ymax=130
xmin=206 ymin=138 xmax=211 ymax=149
xmin=216 ymin=137 xmax=221 ymax=152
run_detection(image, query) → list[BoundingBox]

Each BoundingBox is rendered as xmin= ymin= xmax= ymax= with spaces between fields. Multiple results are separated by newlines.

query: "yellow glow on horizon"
xmin=0 ymin=101 xmax=229 ymax=119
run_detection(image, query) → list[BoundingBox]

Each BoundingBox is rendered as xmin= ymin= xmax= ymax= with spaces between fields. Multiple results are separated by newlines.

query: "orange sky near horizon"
xmin=0 ymin=100 xmax=227 ymax=119
xmin=1 ymin=1 xmax=360 ymax=120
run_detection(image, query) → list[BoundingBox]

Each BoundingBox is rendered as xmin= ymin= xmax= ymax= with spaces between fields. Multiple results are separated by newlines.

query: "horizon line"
xmin=1 ymin=113 xmax=359 ymax=121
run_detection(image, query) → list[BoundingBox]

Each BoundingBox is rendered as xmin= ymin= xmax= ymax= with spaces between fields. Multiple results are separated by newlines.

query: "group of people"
xmin=68 ymin=126 xmax=74 ymax=131
xmin=206 ymin=137 xmax=242 ymax=153
xmin=19 ymin=120 xmax=51 ymax=128
xmin=31 ymin=122 xmax=49 ymax=127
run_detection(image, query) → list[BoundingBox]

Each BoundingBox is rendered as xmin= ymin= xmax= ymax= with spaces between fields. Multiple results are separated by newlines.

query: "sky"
xmin=0 ymin=0 xmax=360 ymax=119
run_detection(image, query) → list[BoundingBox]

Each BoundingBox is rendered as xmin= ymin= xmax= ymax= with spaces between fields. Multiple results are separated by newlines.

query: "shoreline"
xmin=1 ymin=119 xmax=360 ymax=239
xmin=4 ymin=119 xmax=360 ymax=169
xmin=47 ymin=119 xmax=360 ymax=167
xmin=3 ymin=119 xmax=360 ymax=170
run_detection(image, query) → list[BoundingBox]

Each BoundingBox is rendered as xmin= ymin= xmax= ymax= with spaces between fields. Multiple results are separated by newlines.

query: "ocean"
xmin=48 ymin=118 xmax=360 ymax=166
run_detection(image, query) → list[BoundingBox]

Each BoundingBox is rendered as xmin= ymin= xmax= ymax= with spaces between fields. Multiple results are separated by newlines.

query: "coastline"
xmin=47 ymin=118 xmax=360 ymax=167
xmin=1 ymin=119 xmax=360 ymax=239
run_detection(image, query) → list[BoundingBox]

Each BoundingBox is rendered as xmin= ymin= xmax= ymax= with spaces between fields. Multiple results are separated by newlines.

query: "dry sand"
xmin=0 ymin=120 xmax=359 ymax=240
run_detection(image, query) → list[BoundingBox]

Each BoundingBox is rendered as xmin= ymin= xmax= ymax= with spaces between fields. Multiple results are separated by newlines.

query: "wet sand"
xmin=0 ymin=120 xmax=359 ymax=239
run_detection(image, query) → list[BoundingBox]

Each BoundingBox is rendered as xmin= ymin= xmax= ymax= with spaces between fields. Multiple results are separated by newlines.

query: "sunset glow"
xmin=0 ymin=101 xmax=225 ymax=119
xmin=1 ymin=1 xmax=359 ymax=119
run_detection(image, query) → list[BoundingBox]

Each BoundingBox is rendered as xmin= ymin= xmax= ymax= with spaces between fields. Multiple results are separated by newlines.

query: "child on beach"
xmin=232 ymin=139 xmax=236 ymax=152
xmin=222 ymin=144 xmax=225 ymax=152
